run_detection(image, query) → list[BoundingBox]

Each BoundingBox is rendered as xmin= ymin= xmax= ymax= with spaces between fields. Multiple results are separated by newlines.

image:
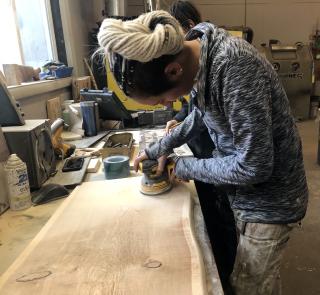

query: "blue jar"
xmin=80 ymin=101 xmax=97 ymax=137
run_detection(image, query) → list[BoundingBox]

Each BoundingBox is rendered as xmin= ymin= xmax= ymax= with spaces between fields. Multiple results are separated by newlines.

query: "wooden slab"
xmin=72 ymin=76 xmax=91 ymax=102
xmin=86 ymin=158 xmax=101 ymax=173
xmin=0 ymin=178 xmax=207 ymax=294
xmin=0 ymin=199 xmax=65 ymax=274
xmin=46 ymin=97 xmax=62 ymax=123
xmin=2 ymin=64 xmax=22 ymax=86
xmin=3 ymin=64 xmax=39 ymax=86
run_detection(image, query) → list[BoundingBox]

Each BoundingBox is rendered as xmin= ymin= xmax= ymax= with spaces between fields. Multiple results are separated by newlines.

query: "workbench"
xmin=0 ymin=128 xmax=223 ymax=294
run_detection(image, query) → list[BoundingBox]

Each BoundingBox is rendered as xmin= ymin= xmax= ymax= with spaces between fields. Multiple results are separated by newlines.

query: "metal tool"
xmin=51 ymin=118 xmax=76 ymax=159
xmin=139 ymin=159 xmax=174 ymax=196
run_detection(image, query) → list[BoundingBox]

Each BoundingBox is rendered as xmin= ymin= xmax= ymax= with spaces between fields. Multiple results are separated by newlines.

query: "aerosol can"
xmin=4 ymin=154 xmax=31 ymax=210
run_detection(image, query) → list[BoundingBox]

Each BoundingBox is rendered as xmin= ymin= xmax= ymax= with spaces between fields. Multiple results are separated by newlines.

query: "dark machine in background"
xmin=260 ymin=41 xmax=313 ymax=120
xmin=80 ymin=88 xmax=173 ymax=127
xmin=80 ymin=88 xmax=132 ymax=121
xmin=1 ymin=76 xmax=55 ymax=190
xmin=88 ymin=23 xmax=107 ymax=90
xmin=0 ymin=79 xmax=25 ymax=126
xmin=2 ymin=120 xmax=55 ymax=190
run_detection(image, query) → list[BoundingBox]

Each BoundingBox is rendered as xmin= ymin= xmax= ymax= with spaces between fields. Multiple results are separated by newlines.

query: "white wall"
xmin=17 ymin=87 xmax=71 ymax=119
xmin=246 ymin=0 xmax=320 ymax=46
xmin=59 ymin=0 xmax=105 ymax=76
xmin=125 ymin=0 xmax=320 ymax=46
xmin=126 ymin=0 xmax=145 ymax=16
xmin=194 ymin=0 xmax=320 ymax=46
xmin=87 ymin=0 xmax=106 ymax=28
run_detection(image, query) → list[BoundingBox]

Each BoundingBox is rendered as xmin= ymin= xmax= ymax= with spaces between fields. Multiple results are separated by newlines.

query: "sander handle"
xmin=139 ymin=158 xmax=175 ymax=179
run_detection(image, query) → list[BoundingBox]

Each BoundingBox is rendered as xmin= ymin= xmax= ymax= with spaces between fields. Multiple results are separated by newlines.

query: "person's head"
xmin=169 ymin=0 xmax=202 ymax=33
xmin=98 ymin=10 xmax=199 ymax=106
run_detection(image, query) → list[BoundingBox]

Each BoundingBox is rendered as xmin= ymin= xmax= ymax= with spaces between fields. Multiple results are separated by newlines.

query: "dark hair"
xmin=110 ymin=14 xmax=183 ymax=98
xmin=169 ymin=1 xmax=201 ymax=31
xmin=111 ymin=52 xmax=179 ymax=98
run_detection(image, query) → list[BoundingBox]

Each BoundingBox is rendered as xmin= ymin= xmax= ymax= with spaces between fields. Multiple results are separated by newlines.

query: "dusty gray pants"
xmin=230 ymin=220 xmax=298 ymax=295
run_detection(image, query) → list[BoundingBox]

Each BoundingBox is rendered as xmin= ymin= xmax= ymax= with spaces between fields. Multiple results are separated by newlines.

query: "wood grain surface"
xmin=46 ymin=97 xmax=62 ymax=123
xmin=0 ymin=199 xmax=65 ymax=275
xmin=72 ymin=76 xmax=91 ymax=102
xmin=0 ymin=177 xmax=207 ymax=294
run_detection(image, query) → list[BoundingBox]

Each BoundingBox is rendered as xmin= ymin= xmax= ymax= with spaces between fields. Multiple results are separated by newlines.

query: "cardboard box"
xmin=72 ymin=76 xmax=91 ymax=102
xmin=101 ymin=133 xmax=133 ymax=159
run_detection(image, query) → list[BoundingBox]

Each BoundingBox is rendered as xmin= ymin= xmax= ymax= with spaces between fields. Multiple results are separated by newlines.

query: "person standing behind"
xmin=166 ymin=0 xmax=202 ymax=136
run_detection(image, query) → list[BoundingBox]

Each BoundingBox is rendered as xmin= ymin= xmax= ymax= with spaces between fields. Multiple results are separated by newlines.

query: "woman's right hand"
xmin=133 ymin=152 xmax=149 ymax=173
xmin=165 ymin=120 xmax=178 ymax=135
xmin=134 ymin=152 xmax=168 ymax=176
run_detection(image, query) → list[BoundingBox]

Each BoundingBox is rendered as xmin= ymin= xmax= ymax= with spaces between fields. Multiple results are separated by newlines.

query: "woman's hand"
xmin=168 ymin=156 xmax=189 ymax=183
xmin=134 ymin=152 xmax=168 ymax=176
xmin=165 ymin=120 xmax=178 ymax=135
xmin=133 ymin=152 xmax=149 ymax=172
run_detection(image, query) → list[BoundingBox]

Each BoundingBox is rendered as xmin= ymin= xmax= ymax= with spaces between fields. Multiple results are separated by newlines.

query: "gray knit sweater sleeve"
xmin=147 ymin=55 xmax=275 ymax=186
xmin=175 ymin=56 xmax=274 ymax=185
xmin=145 ymin=108 xmax=206 ymax=158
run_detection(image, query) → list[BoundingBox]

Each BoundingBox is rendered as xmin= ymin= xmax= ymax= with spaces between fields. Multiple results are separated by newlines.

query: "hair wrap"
xmin=97 ymin=10 xmax=184 ymax=63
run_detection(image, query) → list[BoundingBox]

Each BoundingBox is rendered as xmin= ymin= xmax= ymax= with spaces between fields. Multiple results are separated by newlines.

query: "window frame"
xmin=0 ymin=0 xmax=58 ymax=79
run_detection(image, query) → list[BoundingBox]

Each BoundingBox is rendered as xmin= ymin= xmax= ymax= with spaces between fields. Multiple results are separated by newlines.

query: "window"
xmin=0 ymin=0 xmax=57 ymax=73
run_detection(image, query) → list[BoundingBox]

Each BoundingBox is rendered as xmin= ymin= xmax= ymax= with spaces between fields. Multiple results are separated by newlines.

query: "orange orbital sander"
xmin=139 ymin=159 xmax=174 ymax=196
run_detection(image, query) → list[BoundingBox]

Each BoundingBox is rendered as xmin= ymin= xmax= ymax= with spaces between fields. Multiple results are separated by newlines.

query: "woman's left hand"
xmin=134 ymin=152 xmax=169 ymax=177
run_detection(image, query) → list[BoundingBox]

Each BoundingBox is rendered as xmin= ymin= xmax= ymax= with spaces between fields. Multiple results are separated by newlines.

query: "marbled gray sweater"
xmin=146 ymin=23 xmax=308 ymax=224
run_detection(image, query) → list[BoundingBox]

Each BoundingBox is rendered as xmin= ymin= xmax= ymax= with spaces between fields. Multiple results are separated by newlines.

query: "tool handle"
xmin=166 ymin=161 xmax=175 ymax=178
xmin=51 ymin=118 xmax=64 ymax=134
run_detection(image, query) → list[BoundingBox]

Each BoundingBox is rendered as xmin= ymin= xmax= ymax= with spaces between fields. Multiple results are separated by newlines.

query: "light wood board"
xmin=0 ymin=177 xmax=207 ymax=294
xmin=72 ymin=76 xmax=91 ymax=102
xmin=0 ymin=199 xmax=65 ymax=275
xmin=86 ymin=158 xmax=100 ymax=173
xmin=46 ymin=97 xmax=62 ymax=123
xmin=3 ymin=64 xmax=39 ymax=86
xmin=83 ymin=58 xmax=98 ymax=90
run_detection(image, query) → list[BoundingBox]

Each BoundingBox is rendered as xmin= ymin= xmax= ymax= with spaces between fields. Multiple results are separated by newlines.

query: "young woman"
xmin=97 ymin=10 xmax=308 ymax=295
xmin=167 ymin=1 xmax=237 ymax=291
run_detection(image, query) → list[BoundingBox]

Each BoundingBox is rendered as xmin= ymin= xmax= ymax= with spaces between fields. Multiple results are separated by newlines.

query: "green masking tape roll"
xmin=103 ymin=155 xmax=130 ymax=179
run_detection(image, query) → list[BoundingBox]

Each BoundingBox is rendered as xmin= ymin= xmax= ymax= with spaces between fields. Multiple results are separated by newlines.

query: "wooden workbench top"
xmin=0 ymin=128 xmax=223 ymax=294
xmin=0 ymin=178 xmax=208 ymax=294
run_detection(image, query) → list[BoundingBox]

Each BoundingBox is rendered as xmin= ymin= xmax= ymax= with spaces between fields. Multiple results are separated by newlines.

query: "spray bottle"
xmin=4 ymin=154 xmax=31 ymax=210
